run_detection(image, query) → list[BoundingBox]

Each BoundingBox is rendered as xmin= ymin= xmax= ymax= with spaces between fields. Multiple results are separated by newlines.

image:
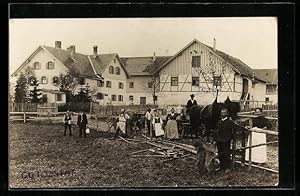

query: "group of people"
xmin=63 ymin=110 xmax=88 ymax=138
xmin=62 ymin=93 xmax=272 ymax=173
xmin=144 ymin=107 xmax=182 ymax=141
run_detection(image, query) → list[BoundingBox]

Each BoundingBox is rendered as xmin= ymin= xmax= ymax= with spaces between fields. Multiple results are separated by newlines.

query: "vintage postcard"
xmin=9 ymin=17 xmax=279 ymax=188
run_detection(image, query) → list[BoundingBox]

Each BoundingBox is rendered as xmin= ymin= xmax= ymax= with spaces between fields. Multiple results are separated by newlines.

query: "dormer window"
xmin=115 ymin=67 xmax=120 ymax=75
xmin=33 ymin=62 xmax=41 ymax=70
xmin=47 ymin=61 xmax=55 ymax=69
xmin=109 ymin=66 xmax=114 ymax=74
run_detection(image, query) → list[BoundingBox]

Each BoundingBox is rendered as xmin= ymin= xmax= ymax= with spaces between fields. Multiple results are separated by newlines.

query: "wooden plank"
xmin=246 ymin=127 xmax=278 ymax=136
xmin=235 ymin=161 xmax=278 ymax=173
xmin=159 ymin=141 xmax=197 ymax=154
xmin=162 ymin=140 xmax=196 ymax=150
xmin=238 ymin=114 xmax=277 ymax=120
xmin=132 ymin=155 xmax=166 ymax=158
xmin=118 ymin=136 xmax=135 ymax=145
xmin=131 ymin=148 xmax=158 ymax=155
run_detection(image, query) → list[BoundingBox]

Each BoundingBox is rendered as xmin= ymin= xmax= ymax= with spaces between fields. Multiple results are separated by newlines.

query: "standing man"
xmin=77 ymin=110 xmax=88 ymax=138
xmin=145 ymin=108 xmax=152 ymax=135
xmin=186 ymin=94 xmax=198 ymax=114
xmin=214 ymin=107 xmax=240 ymax=173
xmin=63 ymin=110 xmax=72 ymax=136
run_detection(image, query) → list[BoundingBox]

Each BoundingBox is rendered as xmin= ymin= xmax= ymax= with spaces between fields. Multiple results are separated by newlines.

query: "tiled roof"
xmin=121 ymin=56 xmax=171 ymax=76
xmin=254 ymin=69 xmax=277 ymax=84
xmin=43 ymin=46 xmax=95 ymax=78
xmin=203 ymin=44 xmax=266 ymax=82
xmin=89 ymin=53 xmax=117 ymax=75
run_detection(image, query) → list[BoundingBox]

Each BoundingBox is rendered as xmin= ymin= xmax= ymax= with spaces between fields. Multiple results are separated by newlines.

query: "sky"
xmin=9 ymin=17 xmax=277 ymax=75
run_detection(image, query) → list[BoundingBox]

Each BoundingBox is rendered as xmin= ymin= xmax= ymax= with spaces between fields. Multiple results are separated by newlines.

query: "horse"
xmin=188 ymin=97 xmax=241 ymax=139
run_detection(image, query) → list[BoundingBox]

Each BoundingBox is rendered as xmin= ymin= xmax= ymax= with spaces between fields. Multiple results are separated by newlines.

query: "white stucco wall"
xmin=12 ymin=48 xmax=69 ymax=91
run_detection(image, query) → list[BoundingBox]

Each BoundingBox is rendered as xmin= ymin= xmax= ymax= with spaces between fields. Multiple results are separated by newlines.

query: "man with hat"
xmin=186 ymin=94 xmax=198 ymax=114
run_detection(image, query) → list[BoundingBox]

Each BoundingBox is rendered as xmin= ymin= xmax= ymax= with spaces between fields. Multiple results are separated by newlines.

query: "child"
xmin=152 ymin=110 xmax=164 ymax=140
xmin=63 ymin=111 xmax=72 ymax=136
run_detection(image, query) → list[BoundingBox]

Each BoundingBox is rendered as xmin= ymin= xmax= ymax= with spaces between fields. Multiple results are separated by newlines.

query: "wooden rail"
xmin=237 ymin=114 xmax=278 ymax=170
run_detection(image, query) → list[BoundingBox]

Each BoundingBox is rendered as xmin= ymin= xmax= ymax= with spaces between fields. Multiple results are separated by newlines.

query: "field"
xmin=9 ymin=119 xmax=278 ymax=188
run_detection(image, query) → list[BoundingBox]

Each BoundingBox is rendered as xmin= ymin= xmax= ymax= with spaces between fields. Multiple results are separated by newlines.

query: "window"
xmin=119 ymin=82 xmax=124 ymax=89
xmin=52 ymin=76 xmax=59 ymax=85
xmin=192 ymin=77 xmax=199 ymax=86
xmin=192 ymin=56 xmax=201 ymax=67
xmin=129 ymin=82 xmax=134 ymax=88
xmin=41 ymin=76 xmax=48 ymax=84
xmin=252 ymin=82 xmax=256 ymax=89
xmin=47 ymin=61 xmax=55 ymax=69
xmin=56 ymin=94 xmax=62 ymax=101
xmin=106 ymin=81 xmax=112 ymax=88
xmin=265 ymin=97 xmax=270 ymax=102
xmin=129 ymin=95 xmax=133 ymax=101
xmin=111 ymin=94 xmax=117 ymax=101
xmin=115 ymin=67 xmax=120 ymax=75
xmin=97 ymin=80 xmax=104 ymax=87
xmin=171 ymin=77 xmax=178 ymax=86
xmin=140 ymin=97 xmax=146 ymax=105
xmin=77 ymin=77 xmax=85 ymax=85
xmin=114 ymin=59 xmax=116 ymax=63
xmin=266 ymin=84 xmax=277 ymax=95
xmin=33 ymin=62 xmax=41 ymax=70
xmin=109 ymin=66 xmax=114 ymax=74
xmin=118 ymin=95 xmax=123 ymax=102
xmin=96 ymin=93 xmax=104 ymax=100
xmin=148 ymin=82 xmax=153 ymax=88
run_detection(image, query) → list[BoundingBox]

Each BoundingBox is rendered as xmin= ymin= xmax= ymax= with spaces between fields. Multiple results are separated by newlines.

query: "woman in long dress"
xmin=245 ymin=108 xmax=272 ymax=163
xmin=114 ymin=109 xmax=130 ymax=139
xmin=165 ymin=108 xmax=179 ymax=140
xmin=152 ymin=110 xmax=164 ymax=140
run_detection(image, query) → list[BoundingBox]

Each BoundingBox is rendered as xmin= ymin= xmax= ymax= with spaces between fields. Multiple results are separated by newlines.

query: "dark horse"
xmin=189 ymin=97 xmax=240 ymax=139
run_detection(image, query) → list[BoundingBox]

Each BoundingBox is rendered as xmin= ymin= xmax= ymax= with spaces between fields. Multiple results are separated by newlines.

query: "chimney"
xmin=213 ymin=38 xmax=216 ymax=51
xmin=55 ymin=41 xmax=62 ymax=49
xmin=152 ymin=52 xmax=156 ymax=62
xmin=93 ymin=45 xmax=98 ymax=57
xmin=69 ymin=45 xmax=75 ymax=59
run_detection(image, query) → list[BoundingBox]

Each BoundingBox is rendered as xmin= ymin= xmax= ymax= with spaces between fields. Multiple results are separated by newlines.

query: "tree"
xmin=23 ymin=67 xmax=35 ymax=83
xmin=29 ymin=77 xmax=42 ymax=103
xmin=14 ymin=72 xmax=28 ymax=103
xmin=73 ymin=85 xmax=92 ymax=103
xmin=58 ymin=67 xmax=79 ymax=92
xmin=143 ymin=74 xmax=160 ymax=105
xmin=57 ymin=67 xmax=79 ymax=102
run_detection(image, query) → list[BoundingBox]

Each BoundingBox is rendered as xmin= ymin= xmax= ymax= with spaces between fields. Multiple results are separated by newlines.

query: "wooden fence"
xmin=90 ymin=103 xmax=158 ymax=116
xmin=236 ymin=113 xmax=278 ymax=172
xmin=10 ymin=103 xmax=58 ymax=113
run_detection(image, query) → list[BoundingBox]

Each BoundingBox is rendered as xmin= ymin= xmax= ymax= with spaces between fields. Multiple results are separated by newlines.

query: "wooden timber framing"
xmin=180 ymin=73 xmax=190 ymax=91
xmin=160 ymin=74 xmax=170 ymax=92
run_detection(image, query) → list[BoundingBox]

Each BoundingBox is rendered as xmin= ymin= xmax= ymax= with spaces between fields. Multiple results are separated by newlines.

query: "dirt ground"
xmin=9 ymin=120 xmax=279 ymax=188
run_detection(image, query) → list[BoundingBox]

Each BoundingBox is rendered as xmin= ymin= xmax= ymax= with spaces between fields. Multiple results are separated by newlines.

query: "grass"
xmin=9 ymin=120 xmax=278 ymax=188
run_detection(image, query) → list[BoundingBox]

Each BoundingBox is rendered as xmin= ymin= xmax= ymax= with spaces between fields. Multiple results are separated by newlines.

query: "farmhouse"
xmin=123 ymin=39 xmax=267 ymax=106
xmin=254 ymin=69 xmax=278 ymax=104
xmin=11 ymin=41 xmax=129 ymax=105
xmin=11 ymin=39 xmax=267 ymax=106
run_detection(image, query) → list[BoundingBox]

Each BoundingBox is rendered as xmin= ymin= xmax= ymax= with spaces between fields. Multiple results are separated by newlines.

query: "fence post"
xmin=23 ymin=112 xmax=26 ymax=123
xmin=248 ymin=118 xmax=253 ymax=170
